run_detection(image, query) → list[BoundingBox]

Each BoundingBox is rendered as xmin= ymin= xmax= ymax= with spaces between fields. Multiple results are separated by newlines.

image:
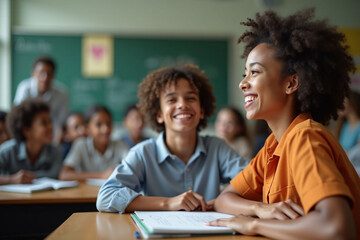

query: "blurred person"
xmin=60 ymin=112 xmax=86 ymax=160
xmin=0 ymin=111 xmax=10 ymax=145
xmin=0 ymin=99 xmax=62 ymax=185
xmin=120 ymin=104 xmax=147 ymax=149
xmin=13 ymin=56 xmax=69 ymax=144
xmin=215 ymin=106 xmax=252 ymax=160
xmin=59 ymin=105 xmax=128 ymax=181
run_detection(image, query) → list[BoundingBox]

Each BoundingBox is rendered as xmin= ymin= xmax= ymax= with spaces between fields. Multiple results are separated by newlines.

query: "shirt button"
xmin=188 ymin=186 xmax=192 ymax=190
xmin=171 ymin=156 xmax=175 ymax=160
xmin=186 ymin=168 xmax=190 ymax=172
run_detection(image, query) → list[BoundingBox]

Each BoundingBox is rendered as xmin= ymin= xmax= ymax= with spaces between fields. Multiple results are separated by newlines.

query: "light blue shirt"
xmin=96 ymin=132 xmax=249 ymax=213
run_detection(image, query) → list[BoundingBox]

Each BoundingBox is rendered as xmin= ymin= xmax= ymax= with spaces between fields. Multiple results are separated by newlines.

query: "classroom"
xmin=0 ymin=0 xmax=360 ymax=239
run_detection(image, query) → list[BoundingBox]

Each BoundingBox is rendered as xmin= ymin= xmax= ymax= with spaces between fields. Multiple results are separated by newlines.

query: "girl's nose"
xmin=239 ymin=77 xmax=250 ymax=91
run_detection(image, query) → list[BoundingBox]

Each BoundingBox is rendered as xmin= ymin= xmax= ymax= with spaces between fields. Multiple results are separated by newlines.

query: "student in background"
xmin=0 ymin=99 xmax=62 ymax=185
xmin=0 ymin=111 xmax=10 ymax=145
xmin=338 ymin=90 xmax=360 ymax=152
xmin=13 ymin=56 xmax=69 ymax=144
xmin=59 ymin=105 xmax=128 ymax=181
xmin=60 ymin=112 xmax=86 ymax=160
xmin=337 ymin=90 xmax=360 ymax=175
xmin=206 ymin=9 xmax=360 ymax=239
xmin=215 ymin=106 xmax=252 ymax=160
xmin=97 ymin=64 xmax=248 ymax=213
xmin=120 ymin=104 xmax=147 ymax=149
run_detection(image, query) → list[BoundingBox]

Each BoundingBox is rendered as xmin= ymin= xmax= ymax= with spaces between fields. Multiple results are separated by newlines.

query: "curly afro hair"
xmin=137 ymin=64 xmax=216 ymax=132
xmin=7 ymin=98 xmax=50 ymax=141
xmin=238 ymin=8 xmax=355 ymax=125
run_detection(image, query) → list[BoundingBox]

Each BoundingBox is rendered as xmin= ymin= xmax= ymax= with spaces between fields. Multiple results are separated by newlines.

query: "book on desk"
xmin=0 ymin=177 xmax=78 ymax=193
xmin=131 ymin=211 xmax=236 ymax=239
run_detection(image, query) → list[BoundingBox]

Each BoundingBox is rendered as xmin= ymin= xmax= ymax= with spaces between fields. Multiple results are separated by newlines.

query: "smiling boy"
xmin=96 ymin=64 xmax=248 ymax=213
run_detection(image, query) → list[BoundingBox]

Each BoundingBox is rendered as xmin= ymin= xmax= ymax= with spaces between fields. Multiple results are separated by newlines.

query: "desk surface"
xmin=47 ymin=212 xmax=270 ymax=240
xmin=0 ymin=182 xmax=100 ymax=204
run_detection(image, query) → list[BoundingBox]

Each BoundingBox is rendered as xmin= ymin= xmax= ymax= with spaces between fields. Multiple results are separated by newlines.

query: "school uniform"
xmin=63 ymin=137 xmax=128 ymax=172
xmin=96 ymin=132 xmax=249 ymax=213
xmin=230 ymin=113 xmax=360 ymax=239
xmin=0 ymin=139 xmax=62 ymax=178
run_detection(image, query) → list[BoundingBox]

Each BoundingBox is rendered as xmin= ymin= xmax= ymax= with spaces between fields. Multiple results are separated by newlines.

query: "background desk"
xmin=47 ymin=212 xmax=270 ymax=240
xmin=0 ymin=183 xmax=100 ymax=239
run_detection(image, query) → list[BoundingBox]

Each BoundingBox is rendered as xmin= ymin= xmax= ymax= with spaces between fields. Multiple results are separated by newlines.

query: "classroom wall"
xmin=2 ymin=0 xmax=360 ymax=126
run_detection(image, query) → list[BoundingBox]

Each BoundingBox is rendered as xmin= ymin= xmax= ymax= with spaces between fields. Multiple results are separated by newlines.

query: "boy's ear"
xmin=156 ymin=110 xmax=164 ymax=124
xmin=285 ymin=74 xmax=299 ymax=95
xmin=22 ymin=127 xmax=30 ymax=139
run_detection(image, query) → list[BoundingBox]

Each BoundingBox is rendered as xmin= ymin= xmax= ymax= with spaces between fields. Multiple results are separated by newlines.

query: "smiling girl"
xmin=207 ymin=9 xmax=360 ymax=240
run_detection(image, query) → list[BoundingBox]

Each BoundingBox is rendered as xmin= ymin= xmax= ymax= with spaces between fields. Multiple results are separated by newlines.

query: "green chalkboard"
xmin=12 ymin=34 xmax=228 ymax=122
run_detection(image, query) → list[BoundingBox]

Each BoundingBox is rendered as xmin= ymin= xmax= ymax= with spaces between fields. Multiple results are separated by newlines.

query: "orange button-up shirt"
xmin=231 ymin=113 xmax=360 ymax=236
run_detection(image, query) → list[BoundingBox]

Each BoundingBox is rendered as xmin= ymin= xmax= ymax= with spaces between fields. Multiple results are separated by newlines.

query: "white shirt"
xmin=13 ymin=77 xmax=69 ymax=133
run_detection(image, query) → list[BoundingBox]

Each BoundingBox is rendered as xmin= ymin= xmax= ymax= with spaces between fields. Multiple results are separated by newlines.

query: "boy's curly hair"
xmin=137 ymin=64 xmax=216 ymax=132
xmin=238 ymin=8 xmax=355 ymax=125
xmin=7 ymin=98 xmax=50 ymax=141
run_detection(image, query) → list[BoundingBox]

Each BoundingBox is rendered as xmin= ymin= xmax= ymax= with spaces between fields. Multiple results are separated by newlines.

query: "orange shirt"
xmin=231 ymin=113 xmax=360 ymax=235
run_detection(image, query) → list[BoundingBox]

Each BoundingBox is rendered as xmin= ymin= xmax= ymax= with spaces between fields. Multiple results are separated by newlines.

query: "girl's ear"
xmin=156 ymin=110 xmax=164 ymax=124
xmin=285 ymin=74 xmax=299 ymax=95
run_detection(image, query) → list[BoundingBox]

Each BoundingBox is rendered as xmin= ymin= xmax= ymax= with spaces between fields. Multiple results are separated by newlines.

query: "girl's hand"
xmin=253 ymin=199 xmax=304 ymax=220
xmin=205 ymin=214 xmax=257 ymax=236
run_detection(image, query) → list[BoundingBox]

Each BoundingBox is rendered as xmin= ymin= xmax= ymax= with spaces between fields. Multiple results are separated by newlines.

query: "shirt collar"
xmin=273 ymin=113 xmax=312 ymax=156
xmin=156 ymin=131 xmax=206 ymax=164
xmin=17 ymin=141 xmax=28 ymax=161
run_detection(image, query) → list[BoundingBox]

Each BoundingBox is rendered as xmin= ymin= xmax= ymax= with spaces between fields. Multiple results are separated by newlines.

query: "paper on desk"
xmin=134 ymin=211 xmax=234 ymax=234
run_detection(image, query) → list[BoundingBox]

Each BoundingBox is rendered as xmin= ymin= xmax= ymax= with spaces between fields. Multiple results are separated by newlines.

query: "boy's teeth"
xmin=176 ymin=114 xmax=191 ymax=119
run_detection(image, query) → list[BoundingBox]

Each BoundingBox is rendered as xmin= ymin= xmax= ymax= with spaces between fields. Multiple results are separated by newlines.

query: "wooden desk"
xmin=47 ymin=212 xmax=270 ymax=240
xmin=0 ymin=183 xmax=100 ymax=239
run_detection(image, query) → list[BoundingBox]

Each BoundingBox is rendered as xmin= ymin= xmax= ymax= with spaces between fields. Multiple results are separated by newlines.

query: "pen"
xmin=134 ymin=231 xmax=140 ymax=239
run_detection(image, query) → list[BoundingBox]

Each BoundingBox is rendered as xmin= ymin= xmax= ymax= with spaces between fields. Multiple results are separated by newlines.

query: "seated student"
xmin=215 ymin=106 xmax=253 ymax=160
xmin=0 ymin=111 xmax=10 ymax=145
xmin=206 ymin=9 xmax=360 ymax=239
xmin=120 ymin=104 xmax=147 ymax=149
xmin=96 ymin=64 xmax=249 ymax=213
xmin=0 ymin=99 xmax=62 ymax=185
xmin=59 ymin=105 xmax=128 ymax=181
xmin=13 ymin=56 xmax=69 ymax=144
xmin=338 ymin=90 xmax=360 ymax=152
xmin=60 ymin=112 xmax=86 ymax=160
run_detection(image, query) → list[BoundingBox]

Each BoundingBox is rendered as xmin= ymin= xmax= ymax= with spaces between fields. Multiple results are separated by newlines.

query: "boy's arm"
xmin=0 ymin=170 xmax=36 ymax=185
xmin=209 ymin=196 xmax=355 ymax=240
xmin=125 ymin=190 xmax=208 ymax=212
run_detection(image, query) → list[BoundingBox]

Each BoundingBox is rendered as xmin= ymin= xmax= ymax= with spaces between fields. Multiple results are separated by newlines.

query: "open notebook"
xmin=0 ymin=177 xmax=78 ymax=193
xmin=131 ymin=211 xmax=235 ymax=239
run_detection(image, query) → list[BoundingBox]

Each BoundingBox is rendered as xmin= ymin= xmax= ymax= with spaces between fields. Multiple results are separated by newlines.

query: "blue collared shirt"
xmin=96 ymin=132 xmax=249 ymax=213
xmin=0 ymin=139 xmax=62 ymax=178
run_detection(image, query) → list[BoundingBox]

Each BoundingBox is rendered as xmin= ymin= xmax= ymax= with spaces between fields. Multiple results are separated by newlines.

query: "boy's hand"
xmin=253 ymin=199 xmax=304 ymax=220
xmin=164 ymin=190 xmax=207 ymax=211
xmin=10 ymin=170 xmax=36 ymax=184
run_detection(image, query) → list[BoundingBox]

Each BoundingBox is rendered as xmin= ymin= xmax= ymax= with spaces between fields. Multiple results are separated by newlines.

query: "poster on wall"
xmin=341 ymin=28 xmax=360 ymax=92
xmin=82 ymin=35 xmax=114 ymax=78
